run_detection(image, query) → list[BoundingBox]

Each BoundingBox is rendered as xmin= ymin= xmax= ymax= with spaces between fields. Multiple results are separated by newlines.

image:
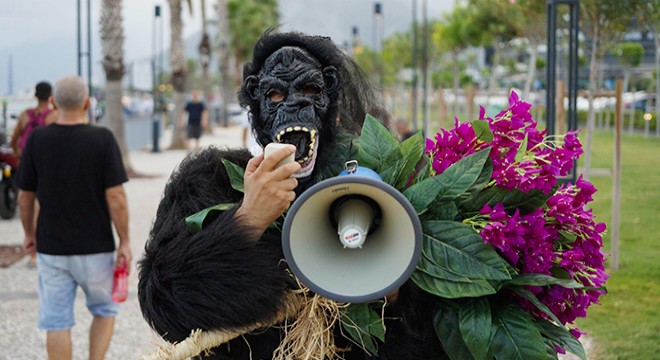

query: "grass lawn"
xmin=575 ymin=130 xmax=660 ymax=359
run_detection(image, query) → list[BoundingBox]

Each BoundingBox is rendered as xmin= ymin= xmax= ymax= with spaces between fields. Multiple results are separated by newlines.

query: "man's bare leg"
xmin=47 ymin=330 xmax=72 ymax=360
xmin=89 ymin=316 xmax=115 ymax=360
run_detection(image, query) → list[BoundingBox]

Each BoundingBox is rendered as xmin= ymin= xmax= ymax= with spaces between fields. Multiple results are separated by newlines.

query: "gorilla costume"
xmin=138 ymin=31 xmax=444 ymax=359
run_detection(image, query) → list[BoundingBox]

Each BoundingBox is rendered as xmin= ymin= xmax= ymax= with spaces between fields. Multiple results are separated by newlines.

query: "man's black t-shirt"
xmin=18 ymin=124 xmax=128 ymax=255
xmin=184 ymin=102 xmax=206 ymax=126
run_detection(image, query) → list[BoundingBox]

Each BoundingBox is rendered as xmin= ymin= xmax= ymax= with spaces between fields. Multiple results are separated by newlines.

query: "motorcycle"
xmin=0 ymin=130 xmax=19 ymax=219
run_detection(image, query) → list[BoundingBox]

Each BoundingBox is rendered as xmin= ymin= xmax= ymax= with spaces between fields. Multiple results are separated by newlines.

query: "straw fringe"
xmin=272 ymin=287 xmax=348 ymax=360
xmin=141 ymin=291 xmax=305 ymax=360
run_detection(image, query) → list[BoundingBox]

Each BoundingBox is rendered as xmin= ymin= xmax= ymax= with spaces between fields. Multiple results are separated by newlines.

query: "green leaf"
xmin=185 ymin=203 xmax=235 ymax=232
xmin=357 ymin=114 xmax=399 ymax=172
xmin=412 ymin=271 xmax=496 ymax=298
xmin=557 ymin=230 xmax=578 ymax=244
xmin=509 ymin=287 xmax=563 ymax=326
xmin=340 ymin=303 xmax=385 ymax=355
xmin=417 ymin=255 xmax=471 ymax=282
xmin=410 ymin=155 xmax=432 ymax=187
xmin=460 ymin=185 xmax=555 ymax=217
xmin=392 ymin=131 xmax=425 ymax=188
xmin=536 ymin=319 xmax=587 ymax=360
xmin=465 ymin=157 xmax=493 ymax=195
xmin=403 ymin=148 xmax=490 ymax=213
xmin=434 ymin=306 xmax=476 ymax=360
xmin=543 ymin=339 xmax=560 ymax=360
xmin=379 ymin=158 xmax=405 ymax=186
xmin=504 ymin=274 xmax=584 ymax=289
xmin=221 ymin=159 xmax=245 ymax=193
xmin=459 ymin=297 xmax=492 ymax=360
xmin=426 ymin=201 xmax=459 ymax=221
xmin=490 ymin=306 xmax=547 ymax=360
xmin=313 ymin=131 xmax=358 ymax=182
xmin=472 ymin=119 xmax=494 ymax=142
xmin=514 ymin=133 xmax=529 ymax=162
xmin=550 ymin=266 xmax=572 ymax=280
xmin=433 ymin=147 xmax=492 ymax=203
xmin=423 ymin=221 xmax=511 ymax=281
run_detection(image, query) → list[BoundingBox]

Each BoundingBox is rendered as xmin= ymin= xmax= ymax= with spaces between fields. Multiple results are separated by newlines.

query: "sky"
xmin=0 ymin=0 xmax=454 ymax=95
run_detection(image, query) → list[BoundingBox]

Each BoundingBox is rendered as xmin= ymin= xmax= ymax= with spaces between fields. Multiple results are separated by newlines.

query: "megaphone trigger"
xmin=264 ymin=142 xmax=296 ymax=169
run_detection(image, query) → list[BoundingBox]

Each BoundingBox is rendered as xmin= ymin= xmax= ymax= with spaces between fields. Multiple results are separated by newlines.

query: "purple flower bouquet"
xmin=348 ymin=91 xmax=607 ymax=359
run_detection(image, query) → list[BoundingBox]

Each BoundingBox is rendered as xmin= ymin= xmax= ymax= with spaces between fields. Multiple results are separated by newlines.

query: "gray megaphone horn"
xmin=282 ymin=160 xmax=423 ymax=303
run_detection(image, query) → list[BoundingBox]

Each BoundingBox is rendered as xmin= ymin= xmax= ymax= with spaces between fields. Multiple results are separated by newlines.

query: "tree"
xmin=580 ymin=0 xmax=644 ymax=179
xmin=467 ymin=0 xmax=520 ymax=105
xmin=613 ymin=42 xmax=645 ymax=133
xmin=382 ymin=31 xmax=414 ymax=87
xmin=510 ymin=0 xmax=546 ymax=100
xmin=196 ymin=0 xmax=214 ymax=133
xmin=612 ymin=42 xmax=645 ymax=93
xmin=100 ymin=0 xmax=134 ymax=174
xmin=168 ymin=0 xmax=189 ymax=149
xmin=638 ymin=0 xmax=660 ymax=134
xmin=227 ymin=0 xmax=279 ymax=81
xmin=469 ymin=0 xmax=544 ymax=101
xmin=217 ymin=0 xmax=231 ymax=127
xmin=432 ymin=5 xmax=484 ymax=116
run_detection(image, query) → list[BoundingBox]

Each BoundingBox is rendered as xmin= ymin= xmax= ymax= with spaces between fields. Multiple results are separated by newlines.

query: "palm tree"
xmin=217 ymin=0 xmax=231 ymax=127
xmin=168 ymin=0 xmax=189 ymax=149
xmin=227 ymin=0 xmax=279 ymax=80
xmin=100 ymin=0 xmax=134 ymax=174
xmin=197 ymin=0 xmax=213 ymax=133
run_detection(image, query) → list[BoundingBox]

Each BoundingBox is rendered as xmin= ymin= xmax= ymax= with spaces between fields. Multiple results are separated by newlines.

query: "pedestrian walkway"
xmin=0 ymin=125 xmax=245 ymax=359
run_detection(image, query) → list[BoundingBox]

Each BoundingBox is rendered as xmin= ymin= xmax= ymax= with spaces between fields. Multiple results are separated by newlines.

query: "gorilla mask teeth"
xmin=274 ymin=127 xmax=318 ymax=178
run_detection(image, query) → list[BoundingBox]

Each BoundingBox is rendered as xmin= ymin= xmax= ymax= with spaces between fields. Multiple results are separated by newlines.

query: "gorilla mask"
xmin=244 ymin=46 xmax=339 ymax=178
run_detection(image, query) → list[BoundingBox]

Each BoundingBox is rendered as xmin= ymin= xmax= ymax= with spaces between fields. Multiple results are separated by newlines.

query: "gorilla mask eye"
xmin=268 ymin=90 xmax=285 ymax=103
xmin=303 ymin=85 xmax=321 ymax=97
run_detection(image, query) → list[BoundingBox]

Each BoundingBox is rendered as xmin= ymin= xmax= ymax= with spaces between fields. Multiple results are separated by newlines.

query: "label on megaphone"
xmin=336 ymin=198 xmax=373 ymax=248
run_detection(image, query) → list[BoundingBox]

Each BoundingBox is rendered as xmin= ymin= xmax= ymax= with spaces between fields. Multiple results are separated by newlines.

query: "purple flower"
xmin=425 ymin=90 xmax=607 ymax=339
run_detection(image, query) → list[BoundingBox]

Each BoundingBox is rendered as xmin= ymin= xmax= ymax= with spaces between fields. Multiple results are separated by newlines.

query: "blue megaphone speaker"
xmin=282 ymin=160 xmax=422 ymax=303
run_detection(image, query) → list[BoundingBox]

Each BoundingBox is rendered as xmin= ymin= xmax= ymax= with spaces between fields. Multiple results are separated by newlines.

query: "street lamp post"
xmin=351 ymin=26 xmax=360 ymax=56
xmin=152 ymin=5 xmax=162 ymax=153
xmin=421 ymin=0 xmax=429 ymax=137
xmin=76 ymin=0 xmax=93 ymax=121
xmin=411 ymin=0 xmax=418 ymax=131
xmin=546 ymin=0 xmax=579 ymax=183
xmin=373 ymin=3 xmax=383 ymax=87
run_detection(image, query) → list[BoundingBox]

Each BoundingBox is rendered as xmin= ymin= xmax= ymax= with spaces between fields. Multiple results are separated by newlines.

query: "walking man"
xmin=180 ymin=90 xmax=208 ymax=152
xmin=17 ymin=75 xmax=131 ymax=360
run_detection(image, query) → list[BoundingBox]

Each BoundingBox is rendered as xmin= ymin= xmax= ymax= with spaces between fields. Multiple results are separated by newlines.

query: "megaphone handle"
xmin=264 ymin=143 xmax=295 ymax=168
xmin=344 ymin=160 xmax=358 ymax=174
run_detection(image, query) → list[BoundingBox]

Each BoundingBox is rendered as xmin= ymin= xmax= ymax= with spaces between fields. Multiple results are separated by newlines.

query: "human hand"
xmin=116 ymin=242 xmax=133 ymax=273
xmin=236 ymin=145 xmax=301 ymax=236
xmin=23 ymin=234 xmax=36 ymax=256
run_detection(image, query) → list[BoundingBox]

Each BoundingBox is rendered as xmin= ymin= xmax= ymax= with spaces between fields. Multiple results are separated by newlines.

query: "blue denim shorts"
xmin=37 ymin=252 xmax=118 ymax=331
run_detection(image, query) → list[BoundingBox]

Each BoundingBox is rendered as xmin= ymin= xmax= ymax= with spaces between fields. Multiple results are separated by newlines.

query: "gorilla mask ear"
xmin=244 ymin=75 xmax=260 ymax=101
xmin=323 ymin=66 xmax=338 ymax=94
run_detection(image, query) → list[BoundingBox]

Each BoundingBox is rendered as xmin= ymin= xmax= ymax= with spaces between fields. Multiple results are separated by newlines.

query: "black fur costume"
xmin=138 ymin=31 xmax=444 ymax=359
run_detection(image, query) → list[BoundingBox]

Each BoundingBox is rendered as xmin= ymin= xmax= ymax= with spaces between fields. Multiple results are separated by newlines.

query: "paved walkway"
xmin=0 ymin=125 xmax=245 ymax=359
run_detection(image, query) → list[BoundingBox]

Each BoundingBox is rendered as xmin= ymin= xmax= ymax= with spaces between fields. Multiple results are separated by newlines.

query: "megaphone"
xmin=282 ymin=161 xmax=422 ymax=303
